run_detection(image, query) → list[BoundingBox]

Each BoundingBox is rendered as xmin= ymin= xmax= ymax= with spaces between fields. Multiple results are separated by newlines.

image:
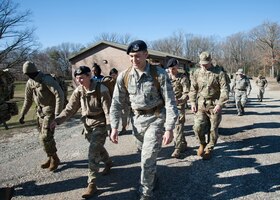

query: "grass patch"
xmin=1 ymin=81 xmax=37 ymax=131
xmin=1 ymin=80 xmax=75 ymax=132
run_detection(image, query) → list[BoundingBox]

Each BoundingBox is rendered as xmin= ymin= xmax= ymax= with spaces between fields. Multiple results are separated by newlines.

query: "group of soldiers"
xmin=231 ymin=68 xmax=268 ymax=116
xmin=15 ymin=40 xmax=269 ymax=200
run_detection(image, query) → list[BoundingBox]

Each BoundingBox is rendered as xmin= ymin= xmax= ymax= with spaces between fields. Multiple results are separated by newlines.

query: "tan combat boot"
xmin=197 ymin=144 xmax=206 ymax=157
xmin=171 ymin=149 xmax=181 ymax=158
xmin=40 ymin=156 xmax=51 ymax=169
xmin=101 ymin=160 xmax=113 ymax=176
xmin=202 ymin=149 xmax=212 ymax=160
xmin=82 ymin=183 xmax=97 ymax=198
xmin=49 ymin=153 xmax=60 ymax=171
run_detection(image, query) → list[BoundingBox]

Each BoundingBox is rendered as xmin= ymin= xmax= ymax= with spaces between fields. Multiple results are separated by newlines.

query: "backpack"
xmin=100 ymin=76 xmax=116 ymax=98
xmin=48 ymin=74 xmax=68 ymax=108
xmin=95 ymin=76 xmax=116 ymax=102
xmin=123 ymin=65 xmax=160 ymax=91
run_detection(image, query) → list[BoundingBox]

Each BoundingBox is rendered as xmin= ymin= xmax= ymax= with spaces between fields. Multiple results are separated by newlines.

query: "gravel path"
xmin=1 ymin=78 xmax=280 ymax=200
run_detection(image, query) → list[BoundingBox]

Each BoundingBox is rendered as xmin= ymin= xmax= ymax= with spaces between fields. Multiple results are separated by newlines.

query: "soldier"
xmin=109 ymin=40 xmax=178 ymax=200
xmin=19 ymin=61 xmax=64 ymax=171
xmin=189 ymin=52 xmax=229 ymax=160
xmin=0 ymin=69 xmax=18 ymax=130
xmin=231 ymin=69 xmax=251 ymax=116
xmin=91 ymin=63 xmax=104 ymax=82
xmin=167 ymin=58 xmax=190 ymax=158
xmin=50 ymin=66 xmax=113 ymax=199
xmin=255 ymin=75 xmax=268 ymax=102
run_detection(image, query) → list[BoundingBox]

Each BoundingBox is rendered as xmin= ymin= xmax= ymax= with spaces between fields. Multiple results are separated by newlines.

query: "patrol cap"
xmin=199 ymin=51 xmax=212 ymax=65
xmin=74 ymin=66 xmax=91 ymax=77
xmin=22 ymin=61 xmax=38 ymax=74
xmin=167 ymin=58 xmax=179 ymax=68
xmin=126 ymin=40 xmax=147 ymax=54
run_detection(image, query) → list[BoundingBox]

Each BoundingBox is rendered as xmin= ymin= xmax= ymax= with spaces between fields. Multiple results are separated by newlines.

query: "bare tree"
xmin=39 ymin=43 xmax=84 ymax=77
xmin=185 ymin=34 xmax=218 ymax=63
xmin=151 ymin=30 xmax=185 ymax=56
xmin=0 ymin=0 xmax=39 ymax=69
xmin=92 ymin=32 xmax=135 ymax=45
xmin=250 ymin=21 xmax=280 ymax=77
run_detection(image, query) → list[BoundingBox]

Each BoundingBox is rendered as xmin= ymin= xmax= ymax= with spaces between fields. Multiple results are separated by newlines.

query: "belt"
xmin=133 ymin=104 xmax=164 ymax=115
xmin=86 ymin=112 xmax=105 ymax=119
xmin=237 ymin=89 xmax=246 ymax=91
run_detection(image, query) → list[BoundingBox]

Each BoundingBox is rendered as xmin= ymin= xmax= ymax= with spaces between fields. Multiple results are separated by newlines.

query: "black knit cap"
xmin=126 ymin=40 xmax=147 ymax=54
xmin=167 ymin=58 xmax=179 ymax=68
xmin=74 ymin=66 xmax=91 ymax=77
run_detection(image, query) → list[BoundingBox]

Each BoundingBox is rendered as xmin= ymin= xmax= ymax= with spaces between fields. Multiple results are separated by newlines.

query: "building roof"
xmin=69 ymin=40 xmax=191 ymax=63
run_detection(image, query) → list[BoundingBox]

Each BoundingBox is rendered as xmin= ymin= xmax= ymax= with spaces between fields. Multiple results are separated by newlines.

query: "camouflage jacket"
xmin=55 ymin=79 xmax=111 ymax=129
xmin=255 ymin=78 xmax=268 ymax=88
xmin=189 ymin=65 xmax=229 ymax=108
xmin=110 ymin=63 xmax=178 ymax=131
xmin=21 ymin=71 xmax=64 ymax=117
xmin=232 ymin=76 xmax=251 ymax=91
xmin=169 ymin=73 xmax=190 ymax=106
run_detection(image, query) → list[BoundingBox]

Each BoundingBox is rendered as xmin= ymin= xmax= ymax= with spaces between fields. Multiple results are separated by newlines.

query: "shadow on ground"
xmin=13 ymin=134 xmax=280 ymax=200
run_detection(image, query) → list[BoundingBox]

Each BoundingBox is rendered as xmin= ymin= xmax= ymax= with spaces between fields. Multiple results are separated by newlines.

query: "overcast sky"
xmin=14 ymin=0 xmax=280 ymax=48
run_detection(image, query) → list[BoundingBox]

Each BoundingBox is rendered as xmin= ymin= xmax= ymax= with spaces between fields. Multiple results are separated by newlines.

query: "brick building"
xmin=69 ymin=40 xmax=194 ymax=83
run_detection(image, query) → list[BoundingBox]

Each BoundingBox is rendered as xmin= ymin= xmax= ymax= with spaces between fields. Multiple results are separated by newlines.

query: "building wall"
xmin=71 ymin=44 xmax=131 ymax=78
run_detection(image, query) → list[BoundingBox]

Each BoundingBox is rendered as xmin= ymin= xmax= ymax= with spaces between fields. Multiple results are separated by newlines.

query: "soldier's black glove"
xmin=19 ymin=115 xmax=25 ymax=124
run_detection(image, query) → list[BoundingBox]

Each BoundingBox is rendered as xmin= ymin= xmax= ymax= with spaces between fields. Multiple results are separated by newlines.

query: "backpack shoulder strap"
xmin=123 ymin=65 xmax=160 ymax=91
xmin=96 ymin=81 xmax=101 ymax=102
xmin=123 ymin=66 xmax=133 ymax=90
xmin=150 ymin=65 xmax=160 ymax=91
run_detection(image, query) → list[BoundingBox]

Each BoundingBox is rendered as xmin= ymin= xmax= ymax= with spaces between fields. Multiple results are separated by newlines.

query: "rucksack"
xmin=123 ymin=65 xmax=160 ymax=91
xmin=100 ymin=76 xmax=116 ymax=98
xmin=48 ymin=74 xmax=68 ymax=108
xmin=95 ymin=76 xmax=116 ymax=102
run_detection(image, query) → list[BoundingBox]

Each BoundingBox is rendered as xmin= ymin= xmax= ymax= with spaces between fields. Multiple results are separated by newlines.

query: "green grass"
xmin=1 ymin=80 xmax=74 ymax=131
xmin=1 ymin=81 xmax=37 ymax=131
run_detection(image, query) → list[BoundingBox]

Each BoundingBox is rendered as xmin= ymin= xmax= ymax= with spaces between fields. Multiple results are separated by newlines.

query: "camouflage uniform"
xmin=232 ymin=74 xmax=251 ymax=115
xmin=21 ymin=71 xmax=64 ymax=156
xmin=0 ymin=69 xmax=17 ymax=129
xmin=255 ymin=76 xmax=268 ymax=102
xmin=189 ymin=66 xmax=229 ymax=152
xmin=110 ymin=63 xmax=178 ymax=197
xmin=54 ymin=79 xmax=112 ymax=184
xmin=169 ymin=73 xmax=190 ymax=152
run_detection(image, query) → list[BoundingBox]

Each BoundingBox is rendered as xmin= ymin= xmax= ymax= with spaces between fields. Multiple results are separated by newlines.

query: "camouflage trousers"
xmin=173 ymin=105 xmax=187 ymax=151
xmin=131 ymin=113 xmax=165 ymax=197
xmin=235 ymin=90 xmax=248 ymax=114
xmin=121 ymin=106 xmax=131 ymax=128
xmin=84 ymin=125 xmax=111 ymax=183
xmin=192 ymin=109 xmax=222 ymax=151
xmin=37 ymin=114 xmax=57 ymax=156
xmin=257 ymin=87 xmax=265 ymax=101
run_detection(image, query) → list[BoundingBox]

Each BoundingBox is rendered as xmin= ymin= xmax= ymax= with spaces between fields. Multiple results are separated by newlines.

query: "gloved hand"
xmin=19 ymin=115 xmax=25 ymax=124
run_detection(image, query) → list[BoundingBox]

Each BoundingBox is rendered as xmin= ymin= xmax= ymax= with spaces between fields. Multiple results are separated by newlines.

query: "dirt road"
xmin=1 ymin=78 xmax=280 ymax=200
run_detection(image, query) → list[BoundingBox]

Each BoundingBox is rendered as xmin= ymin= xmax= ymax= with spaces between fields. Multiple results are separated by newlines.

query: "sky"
xmin=14 ymin=0 xmax=280 ymax=49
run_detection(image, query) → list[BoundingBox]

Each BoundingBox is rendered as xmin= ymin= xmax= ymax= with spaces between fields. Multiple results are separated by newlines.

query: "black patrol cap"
xmin=167 ymin=58 xmax=179 ymax=68
xmin=74 ymin=66 xmax=91 ymax=77
xmin=126 ymin=40 xmax=147 ymax=54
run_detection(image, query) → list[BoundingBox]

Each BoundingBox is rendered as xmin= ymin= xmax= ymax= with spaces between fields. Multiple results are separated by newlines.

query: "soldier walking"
xmin=19 ymin=61 xmax=64 ymax=171
xmin=109 ymin=40 xmax=178 ymax=200
xmin=231 ymin=69 xmax=251 ymax=116
xmin=255 ymin=75 xmax=268 ymax=102
xmin=167 ymin=58 xmax=190 ymax=158
xmin=189 ymin=52 xmax=229 ymax=160
xmin=50 ymin=66 xmax=113 ymax=199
